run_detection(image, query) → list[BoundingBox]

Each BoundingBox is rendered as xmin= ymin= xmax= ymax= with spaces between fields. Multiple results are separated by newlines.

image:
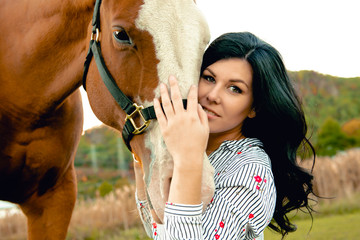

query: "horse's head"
xmin=84 ymin=0 xmax=214 ymax=221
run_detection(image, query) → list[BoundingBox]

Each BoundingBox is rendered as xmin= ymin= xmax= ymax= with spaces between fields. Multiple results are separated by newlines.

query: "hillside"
xmin=289 ymin=70 xmax=360 ymax=136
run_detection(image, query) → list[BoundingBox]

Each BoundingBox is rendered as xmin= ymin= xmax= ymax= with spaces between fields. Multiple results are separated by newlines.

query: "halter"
xmin=82 ymin=0 xmax=158 ymax=151
xmin=83 ymin=0 xmax=187 ymax=151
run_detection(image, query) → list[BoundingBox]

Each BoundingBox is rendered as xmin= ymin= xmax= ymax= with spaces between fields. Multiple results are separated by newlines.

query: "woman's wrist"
xmin=172 ymin=153 xmax=204 ymax=171
xmin=168 ymin=156 xmax=203 ymax=205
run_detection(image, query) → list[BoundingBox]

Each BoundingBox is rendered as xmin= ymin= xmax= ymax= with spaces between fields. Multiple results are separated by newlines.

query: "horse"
xmin=0 ymin=0 xmax=215 ymax=239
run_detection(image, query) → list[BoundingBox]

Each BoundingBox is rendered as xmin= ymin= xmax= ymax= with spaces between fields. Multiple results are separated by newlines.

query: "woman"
xmin=135 ymin=32 xmax=315 ymax=239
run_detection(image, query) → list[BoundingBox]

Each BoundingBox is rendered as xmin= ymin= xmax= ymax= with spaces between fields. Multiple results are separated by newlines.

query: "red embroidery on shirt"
xmin=254 ymin=175 xmax=262 ymax=183
xmin=264 ymin=179 xmax=267 ymax=183
xmin=154 ymin=231 xmax=157 ymax=236
xmin=215 ymin=229 xmax=217 ymax=232
xmin=217 ymin=172 xmax=220 ymax=176
xmin=215 ymin=234 xmax=220 ymax=239
xmin=219 ymin=221 xmax=225 ymax=228
xmin=249 ymin=213 xmax=254 ymax=219
xmin=256 ymin=186 xmax=260 ymax=190
xmin=237 ymin=151 xmax=242 ymax=154
xmin=152 ymin=222 xmax=157 ymax=229
xmin=210 ymin=197 xmax=214 ymax=203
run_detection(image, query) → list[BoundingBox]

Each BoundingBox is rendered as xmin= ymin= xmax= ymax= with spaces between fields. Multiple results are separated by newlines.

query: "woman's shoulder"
xmin=214 ymin=138 xmax=271 ymax=168
xmin=212 ymin=138 xmax=274 ymax=186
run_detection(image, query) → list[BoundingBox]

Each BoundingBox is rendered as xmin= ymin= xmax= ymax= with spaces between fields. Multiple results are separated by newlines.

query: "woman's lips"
xmin=202 ymin=106 xmax=220 ymax=118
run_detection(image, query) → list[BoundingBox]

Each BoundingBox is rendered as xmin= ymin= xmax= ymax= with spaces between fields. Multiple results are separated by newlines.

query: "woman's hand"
xmin=154 ymin=76 xmax=209 ymax=168
xmin=153 ymin=76 xmax=209 ymax=204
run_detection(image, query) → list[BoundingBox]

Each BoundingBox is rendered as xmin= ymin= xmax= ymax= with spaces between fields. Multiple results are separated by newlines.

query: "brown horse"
xmin=0 ymin=0 xmax=214 ymax=239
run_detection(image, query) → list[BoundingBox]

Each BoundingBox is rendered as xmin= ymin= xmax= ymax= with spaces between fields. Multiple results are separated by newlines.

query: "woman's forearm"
xmin=168 ymin=155 xmax=203 ymax=205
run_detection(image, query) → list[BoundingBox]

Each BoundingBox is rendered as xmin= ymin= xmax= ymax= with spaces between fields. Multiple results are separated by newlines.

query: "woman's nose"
xmin=207 ymin=86 xmax=221 ymax=104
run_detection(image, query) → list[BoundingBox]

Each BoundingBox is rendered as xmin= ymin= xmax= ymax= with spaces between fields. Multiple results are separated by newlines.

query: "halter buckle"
xmin=91 ymin=28 xmax=100 ymax=42
xmin=125 ymin=103 xmax=151 ymax=135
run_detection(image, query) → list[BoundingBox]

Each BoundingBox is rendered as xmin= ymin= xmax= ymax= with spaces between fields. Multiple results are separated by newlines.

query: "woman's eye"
xmin=202 ymin=75 xmax=215 ymax=83
xmin=113 ymin=29 xmax=133 ymax=45
xmin=229 ymin=85 xmax=242 ymax=94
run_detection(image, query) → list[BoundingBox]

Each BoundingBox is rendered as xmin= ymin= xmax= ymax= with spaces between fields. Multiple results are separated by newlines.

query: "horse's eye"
xmin=113 ymin=29 xmax=133 ymax=45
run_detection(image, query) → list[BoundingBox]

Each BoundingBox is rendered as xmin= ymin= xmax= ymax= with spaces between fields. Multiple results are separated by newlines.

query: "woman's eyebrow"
xmin=204 ymin=68 xmax=216 ymax=77
xmin=229 ymin=79 xmax=249 ymax=89
xmin=205 ymin=67 xmax=249 ymax=89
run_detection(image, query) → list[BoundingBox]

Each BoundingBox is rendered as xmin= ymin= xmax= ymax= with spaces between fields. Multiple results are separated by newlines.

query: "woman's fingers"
xmin=155 ymin=76 xmax=202 ymax=126
xmin=169 ymin=76 xmax=185 ymax=113
xmin=186 ymin=84 xmax=198 ymax=113
xmin=198 ymin=104 xmax=209 ymax=127
xmin=159 ymin=83 xmax=174 ymax=118
xmin=154 ymin=97 xmax=167 ymax=127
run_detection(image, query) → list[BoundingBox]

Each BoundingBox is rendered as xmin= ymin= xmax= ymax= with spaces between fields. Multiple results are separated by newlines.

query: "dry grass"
xmin=1 ymin=149 xmax=360 ymax=239
xmin=67 ymin=185 xmax=142 ymax=239
xmin=0 ymin=209 xmax=27 ymax=240
xmin=0 ymin=185 xmax=142 ymax=240
xmin=300 ymin=148 xmax=360 ymax=202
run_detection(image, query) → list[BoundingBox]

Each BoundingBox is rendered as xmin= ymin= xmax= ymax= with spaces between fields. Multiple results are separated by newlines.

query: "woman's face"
xmin=198 ymin=58 xmax=255 ymax=139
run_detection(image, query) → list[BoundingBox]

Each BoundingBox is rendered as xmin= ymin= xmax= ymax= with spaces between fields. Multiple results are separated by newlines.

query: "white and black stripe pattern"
xmin=136 ymin=138 xmax=276 ymax=240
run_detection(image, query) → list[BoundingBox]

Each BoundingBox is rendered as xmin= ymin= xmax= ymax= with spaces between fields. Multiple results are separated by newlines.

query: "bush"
xmin=315 ymin=117 xmax=354 ymax=156
xmin=98 ymin=181 xmax=113 ymax=197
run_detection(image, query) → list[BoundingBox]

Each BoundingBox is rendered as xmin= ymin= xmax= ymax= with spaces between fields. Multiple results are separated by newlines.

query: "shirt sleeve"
xmin=164 ymin=203 xmax=204 ymax=240
xmin=202 ymin=163 xmax=276 ymax=240
xmin=162 ymin=162 xmax=276 ymax=240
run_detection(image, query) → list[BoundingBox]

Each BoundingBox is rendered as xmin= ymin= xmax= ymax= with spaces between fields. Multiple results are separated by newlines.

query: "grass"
xmin=1 ymin=149 xmax=360 ymax=239
xmin=66 ymin=226 xmax=151 ymax=240
xmin=69 ymin=210 xmax=360 ymax=239
xmin=264 ymin=211 xmax=360 ymax=240
xmin=2 ymin=194 xmax=360 ymax=240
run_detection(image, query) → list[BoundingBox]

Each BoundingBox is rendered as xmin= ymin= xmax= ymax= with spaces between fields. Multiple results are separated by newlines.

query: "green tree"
xmin=75 ymin=125 xmax=132 ymax=169
xmin=315 ymin=117 xmax=354 ymax=156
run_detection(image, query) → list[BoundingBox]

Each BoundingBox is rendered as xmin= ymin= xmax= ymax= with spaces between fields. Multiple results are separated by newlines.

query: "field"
xmin=265 ymin=211 xmax=360 ymax=240
xmin=1 ymin=149 xmax=360 ymax=240
xmin=1 ymin=193 xmax=360 ymax=240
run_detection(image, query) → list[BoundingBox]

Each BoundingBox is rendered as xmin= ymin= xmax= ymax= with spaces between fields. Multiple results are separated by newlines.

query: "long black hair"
xmin=201 ymin=32 xmax=315 ymax=237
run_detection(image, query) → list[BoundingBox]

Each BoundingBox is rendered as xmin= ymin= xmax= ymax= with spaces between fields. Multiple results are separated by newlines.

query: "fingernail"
xmin=169 ymin=75 xmax=176 ymax=82
xmin=160 ymin=83 xmax=166 ymax=90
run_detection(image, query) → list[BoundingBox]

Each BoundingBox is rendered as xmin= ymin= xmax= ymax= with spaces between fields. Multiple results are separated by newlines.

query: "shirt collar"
xmin=215 ymin=138 xmax=263 ymax=154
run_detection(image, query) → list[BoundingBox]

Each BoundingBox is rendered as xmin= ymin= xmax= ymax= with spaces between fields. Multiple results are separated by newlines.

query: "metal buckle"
xmin=125 ymin=103 xmax=151 ymax=135
xmin=91 ymin=28 xmax=100 ymax=42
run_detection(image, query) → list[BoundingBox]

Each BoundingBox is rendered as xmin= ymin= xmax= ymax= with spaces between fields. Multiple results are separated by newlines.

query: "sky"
xmin=82 ymin=0 xmax=360 ymax=130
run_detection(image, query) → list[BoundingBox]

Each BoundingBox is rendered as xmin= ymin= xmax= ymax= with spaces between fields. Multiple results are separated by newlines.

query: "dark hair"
xmin=201 ymin=32 xmax=315 ymax=237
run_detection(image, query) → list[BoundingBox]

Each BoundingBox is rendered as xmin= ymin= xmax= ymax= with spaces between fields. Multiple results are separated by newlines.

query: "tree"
xmin=315 ymin=117 xmax=354 ymax=156
xmin=75 ymin=125 xmax=132 ymax=169
xmin=342 ymin=119 xmax=360 ymax=146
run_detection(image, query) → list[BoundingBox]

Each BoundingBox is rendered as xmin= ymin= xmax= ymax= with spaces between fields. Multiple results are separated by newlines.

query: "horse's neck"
xmin=0 ymin=0 xmax=94 ymax=113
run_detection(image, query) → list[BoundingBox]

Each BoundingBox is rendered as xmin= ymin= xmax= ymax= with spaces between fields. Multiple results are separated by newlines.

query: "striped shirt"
xmin=136 ymin=138 xmax=276 ymax=240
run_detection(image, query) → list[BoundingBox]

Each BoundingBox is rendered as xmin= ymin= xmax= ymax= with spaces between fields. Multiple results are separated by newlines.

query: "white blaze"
xmin=135 ymin=0 xmax=214 ymax=220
